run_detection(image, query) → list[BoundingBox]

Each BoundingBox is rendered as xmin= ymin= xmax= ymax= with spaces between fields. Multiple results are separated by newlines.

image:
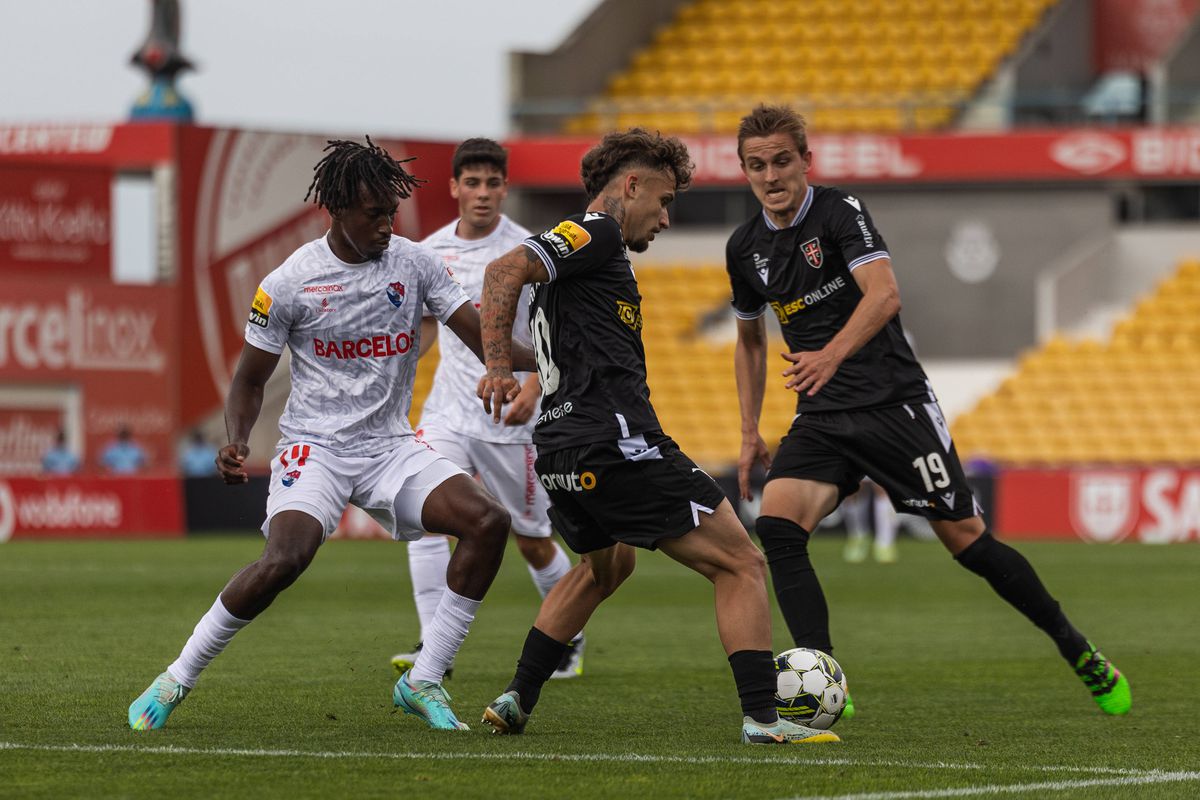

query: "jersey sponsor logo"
xmin=385 ymin=281 xmax=406 ymax=308
xmin=312 ymin=331 xmax=414 ymax=360
xmin=539 ymin=470 xmax=596 ymax=492
xmin=752 ymin=252 xmax=770 ymax=284
xmin=301 ymin=284 xmax=343 ymax=294
xmin=902 ymin=498 xmax=936 ymax=509
xmin=281 ymin=469 xmax=302 ymax=487
xmin=801 ymin=237 xmax=823 ymax=268
xmin=768 ymin=276 xmax=847 ymax=324
xmin=249 ymin=286 xmax=273 ymax=328
xmin=318 ymin=297 xmax=336 ymax=313
xmin=537 ymin=400 xmax=573 ymax=426
xmin=539 ymin=220 xmax=592 ymax=259
xmin=855 ymin=215 xmax=875 ymax=248
xmin=615 ymin=300 xmax=643 ymax=332
xmin=843 ymin=196 xmax=862 ymax=211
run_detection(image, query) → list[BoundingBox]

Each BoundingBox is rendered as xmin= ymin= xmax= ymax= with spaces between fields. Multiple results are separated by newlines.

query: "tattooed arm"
xmin=478 ymin=244 xmax=550 ymax=421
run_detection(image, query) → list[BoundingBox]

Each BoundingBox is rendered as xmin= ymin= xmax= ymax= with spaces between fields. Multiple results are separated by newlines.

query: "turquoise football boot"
xmin=393 ymin=670 xmax=468 ymax=731
xmin=128 ymin=671 xmax=189 ymax=731
xmin=481 ymin=690 xmax=529 ymax=734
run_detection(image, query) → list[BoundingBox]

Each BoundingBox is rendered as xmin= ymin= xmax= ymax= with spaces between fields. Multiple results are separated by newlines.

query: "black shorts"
xmin=536 ymin=432 xmax=729 ymax=554
xmin=768 ymin=403 xmax=980 ymax=522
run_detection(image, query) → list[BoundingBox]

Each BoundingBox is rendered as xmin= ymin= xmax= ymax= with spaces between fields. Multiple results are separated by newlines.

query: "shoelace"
xmin=1077 ymin=653 xmax=1116 ymax=692
xmin=412 ymin=682 xmax=453 ymax=708
xmin=155 ymin=679 xmax=186 ymax=705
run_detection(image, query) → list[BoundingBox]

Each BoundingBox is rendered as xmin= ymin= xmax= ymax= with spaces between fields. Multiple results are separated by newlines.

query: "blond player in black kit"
xmin=727 ymin=105 xmax=1130 ymax=718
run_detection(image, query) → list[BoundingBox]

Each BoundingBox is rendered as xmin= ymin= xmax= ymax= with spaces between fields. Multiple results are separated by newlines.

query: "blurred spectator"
xmin=179 ymin=429 xmax=216 ymax=477
xmin=100 ymin=425 xmax=148 ymax=474
xmin=42 ymin=429 xmax=80 ymax=475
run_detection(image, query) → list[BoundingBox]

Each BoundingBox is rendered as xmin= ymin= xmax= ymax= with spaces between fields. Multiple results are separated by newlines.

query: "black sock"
xmin=955 ymin=533 xmax=1089 ymax=663
xmin=756 ymin=516 xmax=833 ymax=654
xmin=728 ymin=650 xmax=778 ymax=724
xmin=505 ymin=627 xmax=568 ymax=714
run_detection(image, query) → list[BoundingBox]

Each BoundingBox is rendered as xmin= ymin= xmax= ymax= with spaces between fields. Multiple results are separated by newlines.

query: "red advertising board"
xmin=0 ymin=124 xmax=174 ymax=168
xmin=0 ymin=164 xmax=112 ymax=276
xmin=997 ymin=467 xmax=1200 ymax=543
xmin=1095 ymin=0 xmax=1200 ymax=72
xmin=0 ymin=280 xmax=178 ymax=471
xmin=0 ymin=476 xmax=183 ymax=540
xmin=174 ymin=127 xmax=458 ymax=424
xmin=0 ymin=409 xmax=66 ymax=474
xmin=506 ymin=127 xmax=1200 ymax=187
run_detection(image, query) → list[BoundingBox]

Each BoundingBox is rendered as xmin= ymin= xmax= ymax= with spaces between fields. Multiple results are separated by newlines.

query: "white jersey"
xmin=420 ymin=215 xmax=536 ymax=444
xmin=245 ymin=233 xmax=470 ymax=457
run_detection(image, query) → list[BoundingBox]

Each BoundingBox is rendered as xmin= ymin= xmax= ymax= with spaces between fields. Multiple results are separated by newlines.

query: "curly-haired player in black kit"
xmin=474 ymin=129 xmax=839 ymax=745
xmin=726 ymin=105 xmax=1130 ymax=718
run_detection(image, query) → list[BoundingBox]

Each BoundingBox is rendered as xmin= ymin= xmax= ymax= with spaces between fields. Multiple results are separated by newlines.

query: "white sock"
xmin=407 ymin=536 xmax=451 ymax=641
xmin=166 ymin=596 xmax=250 ymax=688
xmin=526 ymin=541 xmax=571 ymax=598
xmin=874 ymin=492 xmax=897 ymax=549
xmin=410 ymin=589 xmax=479 ymax=683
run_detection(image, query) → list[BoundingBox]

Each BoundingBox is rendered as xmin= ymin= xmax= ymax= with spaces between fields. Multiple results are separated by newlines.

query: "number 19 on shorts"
xmin=912 ymin=453 xmax=950 ymax=492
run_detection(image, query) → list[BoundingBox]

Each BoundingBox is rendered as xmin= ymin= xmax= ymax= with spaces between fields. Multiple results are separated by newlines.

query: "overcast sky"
xmin=0 ymin=0 xmax=600 ymax=139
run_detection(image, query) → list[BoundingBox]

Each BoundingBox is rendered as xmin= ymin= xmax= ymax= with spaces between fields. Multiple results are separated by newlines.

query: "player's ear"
xmin=449 ymin=177 xmax=461 ymax=199
xmin=624 ymin=172 xmax=639 ymax=198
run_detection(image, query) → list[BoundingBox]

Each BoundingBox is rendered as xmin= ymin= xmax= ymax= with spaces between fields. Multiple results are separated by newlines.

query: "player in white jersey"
xmin=128 ymin=138 xmax=536 ymax=733
xmin=391 ymin=139 xmax=584 ymax=681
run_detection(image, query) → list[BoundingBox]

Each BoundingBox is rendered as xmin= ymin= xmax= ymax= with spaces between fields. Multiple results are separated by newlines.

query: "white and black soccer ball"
xmin=774 ymin=647 xmax=847 ymax=729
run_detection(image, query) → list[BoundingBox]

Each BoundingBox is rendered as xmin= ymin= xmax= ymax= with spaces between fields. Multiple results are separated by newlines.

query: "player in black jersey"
xmin=728 ymin=105 xmax=1130 ymax=717
xmin=474 ymin=129 xmax=838 ymax=745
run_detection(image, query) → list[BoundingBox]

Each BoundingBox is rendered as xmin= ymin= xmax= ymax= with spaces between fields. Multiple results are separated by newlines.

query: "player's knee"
xmin=587 ymin=549 xmax=634 ymax=597
xmin=256 ymin=550 xmax=310 ymax=591
xmin=475 ymin=501 xmax=511 ymax=543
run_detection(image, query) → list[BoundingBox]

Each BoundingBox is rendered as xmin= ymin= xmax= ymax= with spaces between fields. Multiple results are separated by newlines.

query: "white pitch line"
xmin=0 ymin=742 xmax=1158 ymax=777
xmin=782 ymin=770 xmax=1200 ymax=800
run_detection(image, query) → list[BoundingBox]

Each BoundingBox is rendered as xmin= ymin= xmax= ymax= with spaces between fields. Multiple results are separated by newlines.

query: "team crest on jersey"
xmin=615 ymin=300 xmax=643 ymax=332
xmin=249 ymin=286 xmax=273 ymax=327
xmin=281 ymin=469 xmax=302 ymax=487
xmin=540 ymin=220 xmax=592 ymax=259
xmin=801 ymin=238 xmax=823 ymax=269
xmin=385 ymin=281 xmax=406 ymax=308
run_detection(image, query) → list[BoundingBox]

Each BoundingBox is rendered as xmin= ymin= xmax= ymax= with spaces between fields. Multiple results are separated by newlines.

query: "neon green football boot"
xmin=1074 ymin=643 xmax=1131 ymax=715
xmin=842 ymin=689 xmax=856 ymax=720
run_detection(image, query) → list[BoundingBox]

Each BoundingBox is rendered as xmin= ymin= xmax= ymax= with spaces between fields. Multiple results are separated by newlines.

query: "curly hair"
xmin=580 ymin=129 xmax=694 ymax=200
xmin=452 ymin=137 xmax=508 ymax=179
xmin=736 ymin=105 xmax=808 ymax=161
xmin=304 ymin=136 xmax=425 ymax=212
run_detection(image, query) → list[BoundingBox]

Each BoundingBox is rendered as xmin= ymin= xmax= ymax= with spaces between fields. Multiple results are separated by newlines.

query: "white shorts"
xmin=263 ymin=439 xmax=466 ymax=541
xmin=416 ymin=424 xmax=552 ymax=538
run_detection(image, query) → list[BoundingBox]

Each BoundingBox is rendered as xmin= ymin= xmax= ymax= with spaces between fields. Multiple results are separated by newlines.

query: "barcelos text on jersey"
xmin=313 ymin=330 xmax=415 ymax=360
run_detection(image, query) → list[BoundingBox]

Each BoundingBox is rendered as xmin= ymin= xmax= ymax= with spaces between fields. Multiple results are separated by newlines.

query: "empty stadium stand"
xmin=952 ymin=257 xmax=1200 ymax=465
xmin=564 ymin=0 xmax=1058 ymax=135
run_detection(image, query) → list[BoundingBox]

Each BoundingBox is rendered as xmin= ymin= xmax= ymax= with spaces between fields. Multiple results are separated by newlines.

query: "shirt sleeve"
xmin=420 ymin=249 xmax=471 ymax=323
xmin=726 ymin=235 xmax=767 ymax=320
xmin=243 ymin=271 xmax=291 ymax=354
xmin=830 ymin=193 xmax=891 ymax=272
xmin=522 ymin=213 xmax=623 ymax=283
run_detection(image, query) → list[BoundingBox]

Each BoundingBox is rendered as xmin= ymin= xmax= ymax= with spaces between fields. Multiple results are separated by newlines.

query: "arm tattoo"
xmin=481 ymin=247 xmax=539 ymax=374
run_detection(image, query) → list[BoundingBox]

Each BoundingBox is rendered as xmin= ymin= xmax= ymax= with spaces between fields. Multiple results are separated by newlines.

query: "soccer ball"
xmin=774 ymin=647 xmax=847 ymax=729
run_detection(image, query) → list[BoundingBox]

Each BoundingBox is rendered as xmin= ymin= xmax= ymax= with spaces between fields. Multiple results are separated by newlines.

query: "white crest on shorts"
xmin=1070 ymin=471 xmax=1137 ymax=543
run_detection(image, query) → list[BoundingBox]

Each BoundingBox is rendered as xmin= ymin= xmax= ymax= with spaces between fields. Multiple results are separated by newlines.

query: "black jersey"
xmin=726 ymin=185 xmax=932 ymax=414
xmin=523 ymin=212 xmax=660 ymax=452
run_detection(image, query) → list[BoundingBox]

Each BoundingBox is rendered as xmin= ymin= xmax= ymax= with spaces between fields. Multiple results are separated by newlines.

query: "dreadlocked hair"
xmin=304 ymin=135 xmax=426 ymax=212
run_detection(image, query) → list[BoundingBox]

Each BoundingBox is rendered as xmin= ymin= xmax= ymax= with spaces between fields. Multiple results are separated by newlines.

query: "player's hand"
xmin=478 ymin=370 xmax=520 ymax=423
xmin=216 ymin=442 xmax=251 ymax=485
xmin=737 ymin=434 xmax=772 ymax=500
xmin=781 ymin=348 xmax=842 ymax=397
xmin=503 ymin=388 xmax=538 ymax=426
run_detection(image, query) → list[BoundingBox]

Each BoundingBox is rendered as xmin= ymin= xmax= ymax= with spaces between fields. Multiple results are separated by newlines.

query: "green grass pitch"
xmin=1 ymin=535 xmax=1197 ymax=799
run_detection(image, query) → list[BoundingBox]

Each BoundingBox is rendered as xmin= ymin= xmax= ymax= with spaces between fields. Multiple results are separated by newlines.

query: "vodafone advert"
xmin=997 ymin=468 xmax=1200 ymax=543
xmin=0 ymin=477 xmax=183 ymax=541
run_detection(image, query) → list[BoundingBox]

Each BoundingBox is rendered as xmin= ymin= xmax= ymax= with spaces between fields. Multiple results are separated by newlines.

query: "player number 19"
xmin=912 ymin=452 xmax=950 ymax=493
